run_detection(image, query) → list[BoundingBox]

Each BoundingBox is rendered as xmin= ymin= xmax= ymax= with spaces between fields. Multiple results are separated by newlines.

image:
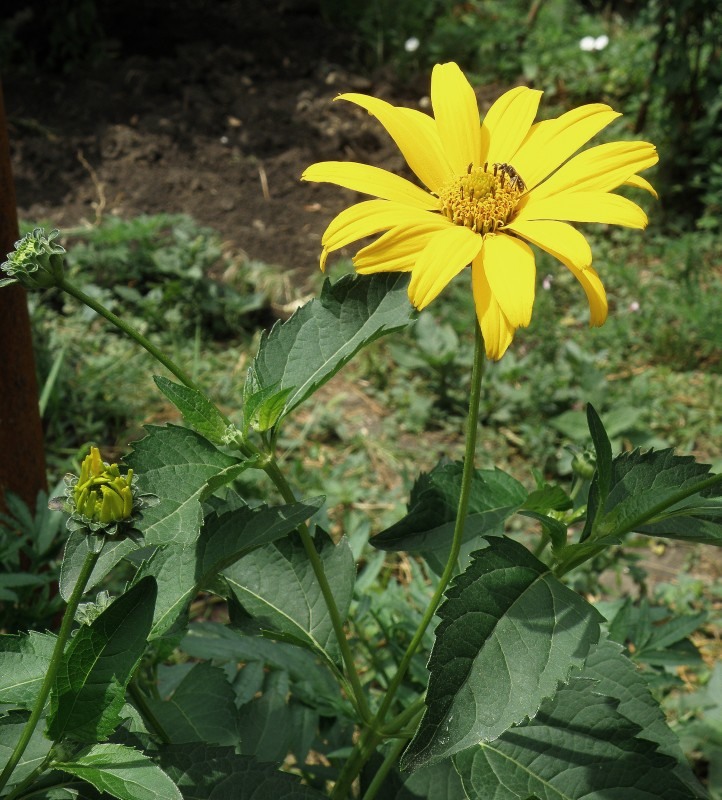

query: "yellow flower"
xmin=302 ymin=63 xmax=657 ymax=359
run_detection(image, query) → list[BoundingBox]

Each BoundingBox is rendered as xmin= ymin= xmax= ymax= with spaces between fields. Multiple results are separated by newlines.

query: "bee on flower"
xmin=302 ymin=62 xmax=657 ymax=359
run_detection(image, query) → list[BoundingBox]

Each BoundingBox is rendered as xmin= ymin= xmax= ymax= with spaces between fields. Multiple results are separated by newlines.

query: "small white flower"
xmin=594 ymin=34 xmax=609 ymax=50
xmin=404 ymin=37 xmax=420 ymax=53
xmin=629 ymin=300 xmax=640 ymax=312
xmin=579 ymin=35 xmax=596 ymax=52
xmin=542 ymin=274 xmax=553 ymax=291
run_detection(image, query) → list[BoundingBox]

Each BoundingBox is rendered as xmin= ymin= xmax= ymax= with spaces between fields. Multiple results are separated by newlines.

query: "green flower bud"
xmin=571 ymin=450 xmax=597 ymax=480
xmin=50 ymin=446 xmax=157 ymax=538
xmin=0 ymin=228 xmax=65 ymax=289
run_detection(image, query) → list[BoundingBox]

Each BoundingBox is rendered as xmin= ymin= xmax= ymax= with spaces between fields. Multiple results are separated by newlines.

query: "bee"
xmin=493 ymin=162 xmax=526 ymax=192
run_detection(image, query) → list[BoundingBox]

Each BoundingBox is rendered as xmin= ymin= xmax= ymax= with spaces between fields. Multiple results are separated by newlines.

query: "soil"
xmin=4 ymin=0 xmax=430 ymax=279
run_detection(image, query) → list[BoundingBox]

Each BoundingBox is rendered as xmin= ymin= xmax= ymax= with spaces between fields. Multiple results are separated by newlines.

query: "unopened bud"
xmin=0 ymin=228 xmax=65 ymax=289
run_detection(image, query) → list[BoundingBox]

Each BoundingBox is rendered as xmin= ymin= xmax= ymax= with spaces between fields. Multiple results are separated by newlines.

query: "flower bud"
xmin=0 ymin=228 xmax=66 ymax=289
xmin=571 ymin=450 xmax=597 ymax=480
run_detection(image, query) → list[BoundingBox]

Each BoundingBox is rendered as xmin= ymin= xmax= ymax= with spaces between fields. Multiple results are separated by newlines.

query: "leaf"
xmin=372 ymin=463 xmax=527 ymax=558
xmin=48 ymin=577 xmax=157 ymax=742
xmin=153 ymin=376 xmax=229 ymax=444
xmin=0 ymin=711 xmax=52 ymax=788
xmin=237 ymin=669 xmax=294 ymax=762
xmin=247 ymin=272 xmax=413 ymax=423
xmin=453 ymin=671 xmax=704 ymax=798
xmin=125 ymin=425 xmax=248 ymax=546
xmin=146 ymin=663 xmax=238 ymax=746
xmin=582 ymin=638 xmax=705 ymax=796
xmin=242 ymin=383 xmax=295 ymax=434
xmin=224 ymin=530 xmax=355 ymax=663
xmin=54 ymin=743 xmax=182 ymax=800
xmin=135 ymin=498 xmax=323 ymax=638
xmin=584 ymin=445 xmax=722 ymax=545
xmin=159 ymin=743 xmax=327 ymax=800
xmin=60 ymin=531 xmax=140 ymax=602
xmin=0 ymin=631 xmax=57 ymax=709
xmin=401 ymin=537 xmax=602 ymax=770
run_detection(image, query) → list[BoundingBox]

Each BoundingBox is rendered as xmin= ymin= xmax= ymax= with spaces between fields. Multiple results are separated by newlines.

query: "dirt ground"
xmin=4 ymin=0 xmax=433 ymax=278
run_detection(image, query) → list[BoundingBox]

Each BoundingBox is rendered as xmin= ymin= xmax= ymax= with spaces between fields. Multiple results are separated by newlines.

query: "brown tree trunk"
xmin=0 ymin=80 xmax=47 ymax=511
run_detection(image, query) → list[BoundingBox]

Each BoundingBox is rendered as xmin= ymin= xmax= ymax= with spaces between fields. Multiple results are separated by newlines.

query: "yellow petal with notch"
xmin=471 ymin=253 xmax=515 ymax=360
xmin=481 ymin=234 xmax=536 ymax=328
xmin=408 ymin=225 xmax=481 ymax=310
xmin=481 ymin=87 xmax=543 ymax=166
xmin=431 ymin=62 xmax=482 ymax=175
xmin=624 ymin=173 xmax=659 ymax=198
xmin=506 ymin=219 xmax=592 ymax=269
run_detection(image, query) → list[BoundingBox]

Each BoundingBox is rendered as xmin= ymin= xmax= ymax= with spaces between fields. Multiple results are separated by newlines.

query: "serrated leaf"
xmin=402 ymin=537 xmax=602 ymax=770
xmin=518 ymin=510 xmax=568 ymax=552
xmin=583 ymin=638 xmax=705 ymax=796
xmin=585 ymin=446 xmax=722 ymax=544
xmin=60 ymin=531 xmax=140 ymax=602
xmin=135 ymin=498 xmax=323 ymax=638
xmin=453 ymin=673 xmax=704 ymax=798
xmin=48 ymin=577 xmax=157 ymax=742
xmin=159 ymin=743 xmax=327 ymax=800
xmin=153 ymin=376 xmax=229 ymax=444
xmin=125 ymin=425 xmax=247 ymax=546
xmin=372 ymin=463 xmax=527 ymax=558
xmin=248 ymin=272 xmax=413 ymax=422
xmin=237 ymin=669 xmax=294 ymax=762
xmin=224 ymin=530 xmax=354 ymax=663
xmin=54 ymin=743 xmax=182 ymax=800
xmin=0 ymin=711 xmax=52 ymax=787
xmin=146 ymin=663 xmax=238 ymax=745
xmin=0 ymin=631 xmax=57 ymax=709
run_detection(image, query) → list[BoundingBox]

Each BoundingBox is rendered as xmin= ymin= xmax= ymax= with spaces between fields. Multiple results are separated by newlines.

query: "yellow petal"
xmin=354 ymin=220 xmax=451 ymax=274
xmin=512 ymin=104 xmax=620 ymax=191
xmin=481 ymin=87 xmax=543 ymax=166
xmin=481 ymin=233 xmax=536 ymax=328
xmin=506 ymin=219 xmax=592 ymax=270
xmin=471 ymin=254 xmax=515 ymax=360
xmin=302 ymin=162 xmax=439 ymax=209
xmin=563 ymin=262 xmax=608 ymax=326
xmin=516 ymin=191 xmax=649 ymax=229
xmin=624 ymin=173 xmax=659 ymax=199
xmin=320 ymin=200 xmax=438 ymax=269
xmin=408 ymin=225 xmax=482 ymax=310
xmin=338 ymin=94 xmax=453 ymax=193
xmin=431 ymin=62 xmax=482 ymax=175
xmin=529 ymin=141 xmax=659 ymax=201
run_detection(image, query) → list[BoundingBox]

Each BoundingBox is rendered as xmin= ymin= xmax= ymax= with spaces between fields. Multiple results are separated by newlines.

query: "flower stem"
xmin=361 ymin=710 xmax=424 ymax=800
xmin=127 ymin=678 xmax=171 ymax=744
xmin=57 ymin=277 xmax=212 ymax=406
xmin=0 ymin=546 xmax=101 ymax=793
xmin=331 ymin=323 xmax=486 ymax=799
xmin=261 ymin=457 xmax=371 ymax=722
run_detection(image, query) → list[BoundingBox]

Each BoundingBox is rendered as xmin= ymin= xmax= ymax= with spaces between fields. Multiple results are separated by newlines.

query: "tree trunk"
xmin=0 ymin=80 xmax=47 ymax=511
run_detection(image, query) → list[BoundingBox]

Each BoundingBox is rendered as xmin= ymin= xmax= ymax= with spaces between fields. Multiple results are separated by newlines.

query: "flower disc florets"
xmin=0 ymin=228 xmax=66 ymax=289
xmin=439 ymin=163 xmax=525 ymax=235
xmin=51 ymin=447 xmax=157 ymax=538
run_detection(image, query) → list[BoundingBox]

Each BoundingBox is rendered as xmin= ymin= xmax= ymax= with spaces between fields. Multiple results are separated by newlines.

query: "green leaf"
xmin=48 ymin=577 xmax=157 ymax=742
xmin=153 ymin=376 xmax=229 ymax=444
xmin=242 ymin=383 xmax=295 ymax=434
xmin=159 ymin=743 xmax=327 ymax=799
xmin=452 ymin=668 xmax=704 ymax=798
xmin=247 ymin=272 xmax=413 ymax=423
xmin=0 ymin=711 xmax=52 ymax=788
xmin=224 ymin=529 xmax=354 ymax=663
xmin=135 ymin=498 xmax=323 ymax=638
xmin=583 ymin=638 xmax=705 ymax=796
xmin=402 ymin=537 xmax=602 ymax=770
xmin=586 ymin=446 xmax=722 ymax=544
xmin=372 ymin=463 xmax=527 ymax=559
xmin=237 ymin=669 xmax=294 ymax=762
xmin=0 ymin=631 xmax=57 ymax=709
xmin=59 ymin=531 xmax=139 ymax=602
xmin=125 ymin=425 xmax=247 ymax=546
xmin=146 ymin=663 xmax=238 ymax=745
xmin=54 ymin=743 xmax=182 ymax=800
xmin=580 ymin=404 xmax=613 ymax=542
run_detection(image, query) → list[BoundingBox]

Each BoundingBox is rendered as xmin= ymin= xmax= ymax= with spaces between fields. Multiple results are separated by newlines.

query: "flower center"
xmin=439 ymin=162 xmax=525 ymax=235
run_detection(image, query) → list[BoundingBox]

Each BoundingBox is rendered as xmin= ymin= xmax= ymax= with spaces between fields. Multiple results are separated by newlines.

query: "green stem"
xmin=57 ymin=277 xmax=212 ymax=406
xmin=361 ymin=710 xmax=424 ymax=800
xmin=331 ymin=324 xmax=486 ymax=799
xmin=262 ymin=457 xmax=371 ymax=722
xmin=127 ymin=679 xmax=171 ymax=744
xmin=0 ymin=547 xmax=101 ymax=793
